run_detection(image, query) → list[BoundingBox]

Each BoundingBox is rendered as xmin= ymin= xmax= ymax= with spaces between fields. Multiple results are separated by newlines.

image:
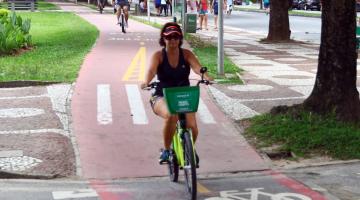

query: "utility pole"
xmin=217 ymin=0 xmax=224 ymax=76
xmin=147 ymin=0 xmax=150 ymax=22
xmin=182 ymin=0 xmax=187 ymax=30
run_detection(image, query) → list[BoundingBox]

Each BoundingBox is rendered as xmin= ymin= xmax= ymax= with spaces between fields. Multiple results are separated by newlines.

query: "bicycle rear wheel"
xmin=183 ymin=131 xmax=197 ymax=200
xmin=168 ymin=149 xmax=179 ymax=182
xmin=121 ymin=14 xmax=126 ymax=33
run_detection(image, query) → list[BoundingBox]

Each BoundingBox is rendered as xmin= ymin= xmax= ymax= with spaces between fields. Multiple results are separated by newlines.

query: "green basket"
xmin=163 ymin=86 xmax=200 ymax=114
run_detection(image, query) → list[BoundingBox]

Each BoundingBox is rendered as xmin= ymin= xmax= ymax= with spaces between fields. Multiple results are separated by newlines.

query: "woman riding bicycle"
xmin=140 ymin=22 xmax=213 ymax=164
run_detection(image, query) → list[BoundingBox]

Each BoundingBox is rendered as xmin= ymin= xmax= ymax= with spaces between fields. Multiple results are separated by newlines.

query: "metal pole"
xmin=182 ymin=0 xmax=186 ymax=30
xmin=147 ymin=0 xmax=150 ymax=22
xmin=172 ymin=0 xmax=175 ymax=18
xmin=217 ymin=0 xmax=224 ymax=75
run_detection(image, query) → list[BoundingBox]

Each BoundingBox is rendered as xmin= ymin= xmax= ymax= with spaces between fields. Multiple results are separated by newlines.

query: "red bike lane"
xmin=57 ymin=3 xmax=329 ymax=199
xmin=69 ymin=11 xmax=267 ymax=179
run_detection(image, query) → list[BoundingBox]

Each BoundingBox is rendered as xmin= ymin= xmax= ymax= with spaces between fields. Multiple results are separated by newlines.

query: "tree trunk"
xmin=304 ymin=0 xmax=360 ymax=122
xmin=266 ymin=0 xmax=291 ymax=41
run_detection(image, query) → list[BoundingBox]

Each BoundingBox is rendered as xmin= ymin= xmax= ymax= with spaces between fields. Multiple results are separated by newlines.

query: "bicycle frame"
xmin=172 ymin=113 xmax=196 ymax=168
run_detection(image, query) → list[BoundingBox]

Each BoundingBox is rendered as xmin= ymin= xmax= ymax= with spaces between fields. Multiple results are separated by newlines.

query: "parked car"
xmin=304 ymin=0 xmax=321 ymax=11
xmin=234 ymin=0 xmax=242 ymax=5
xmin=292 ymin=0 xmax=306 ymax=10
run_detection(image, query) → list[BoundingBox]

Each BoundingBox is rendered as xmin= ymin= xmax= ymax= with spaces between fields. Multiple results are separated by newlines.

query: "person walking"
xmin=198 ymin=0 xmax=209 ymax=30
xmin=160 ymin=0 xmax=168 ymax=16
xmin=211 ymin=0 xmax=219 ymax=30
xmin=263 ymin=0 xmax=270 ymax=14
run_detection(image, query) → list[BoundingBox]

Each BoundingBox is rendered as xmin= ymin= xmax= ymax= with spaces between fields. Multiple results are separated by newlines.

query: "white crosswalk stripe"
xmin=96 ymin=84 xmax=216 ymax=125
xmin=97 ymin=84 xmax=113 ymax=125
xmin=125 ymin=84 xmax=149 ymax=124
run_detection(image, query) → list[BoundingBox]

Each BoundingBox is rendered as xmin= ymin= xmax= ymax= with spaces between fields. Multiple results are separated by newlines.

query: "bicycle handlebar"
xmin=142 ymin=67 xmax=213 ymax=90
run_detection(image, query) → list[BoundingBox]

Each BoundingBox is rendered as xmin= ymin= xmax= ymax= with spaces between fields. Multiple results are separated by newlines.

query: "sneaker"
xmin=159 ymin=149 xmax=170 ymax=164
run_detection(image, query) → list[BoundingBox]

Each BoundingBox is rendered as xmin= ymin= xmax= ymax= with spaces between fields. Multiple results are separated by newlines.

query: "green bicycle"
xmin=146 ymin=67 xmax=210 ymax=200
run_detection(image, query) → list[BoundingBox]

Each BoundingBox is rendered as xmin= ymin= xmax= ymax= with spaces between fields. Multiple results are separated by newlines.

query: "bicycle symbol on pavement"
xmin=205 ymin=188 xmax=311 ymax=200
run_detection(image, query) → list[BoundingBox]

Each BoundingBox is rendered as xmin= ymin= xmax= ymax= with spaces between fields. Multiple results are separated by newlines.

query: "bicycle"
xmin=114 ymin=1 xmax=129 ymax=33
xmin=144 ymin=67 xmax=210 ymax=200
xmin=119 ymin=8 xmax=126 ymax=33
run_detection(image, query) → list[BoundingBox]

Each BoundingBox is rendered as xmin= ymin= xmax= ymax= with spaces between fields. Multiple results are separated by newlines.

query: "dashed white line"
xmin=97 ymin=84 xmax=113 ymax=125
xmin=125 ymin=84 xmax=148 ymax=124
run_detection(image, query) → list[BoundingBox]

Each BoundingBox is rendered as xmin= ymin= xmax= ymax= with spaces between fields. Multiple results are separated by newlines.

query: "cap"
xmin=163 ymin=26 xmax=182 ymax=36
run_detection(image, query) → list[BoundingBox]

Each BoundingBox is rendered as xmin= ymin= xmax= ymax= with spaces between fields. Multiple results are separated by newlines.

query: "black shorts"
xmin=116 ymin=2 xmax=129 ymax=8
xmin=149 ymin=95 xmax=162 ymax=111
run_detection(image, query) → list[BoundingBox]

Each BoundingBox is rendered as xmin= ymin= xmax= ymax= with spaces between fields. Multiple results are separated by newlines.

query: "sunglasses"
xmin=164 ymin=34 xmax=181 ymax=40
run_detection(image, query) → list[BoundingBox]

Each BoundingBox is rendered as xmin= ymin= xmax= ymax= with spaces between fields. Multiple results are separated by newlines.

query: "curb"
xmin=0 ymin=170 xmax=62 ymax=179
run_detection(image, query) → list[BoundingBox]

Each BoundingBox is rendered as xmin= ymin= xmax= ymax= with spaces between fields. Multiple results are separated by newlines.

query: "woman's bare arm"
xmin=141 ymin=51 xmax=161 ymax=89
xmin=184 ymin=49 xmax=213 ymax=81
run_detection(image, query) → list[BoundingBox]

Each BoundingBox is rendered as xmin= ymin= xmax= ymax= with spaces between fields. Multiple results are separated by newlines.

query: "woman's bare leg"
xmin=153 ymin=98 xmax=177 ymax=149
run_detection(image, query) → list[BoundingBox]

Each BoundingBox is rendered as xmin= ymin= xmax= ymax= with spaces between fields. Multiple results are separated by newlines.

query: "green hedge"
xmin=0 ymin=11 xmax=32 ymax=55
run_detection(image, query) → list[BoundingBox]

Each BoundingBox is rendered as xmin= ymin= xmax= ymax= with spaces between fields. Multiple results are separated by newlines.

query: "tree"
xmin=266 ymin=0 xmax=292 ymax=41
xmin=303 ymin=0 xmax=360 ymax=122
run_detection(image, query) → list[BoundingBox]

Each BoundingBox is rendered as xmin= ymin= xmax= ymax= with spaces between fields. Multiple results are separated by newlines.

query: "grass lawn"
xmin=0 ymin=12 xmax=98 ymax=82
xmin=185 ymin=34 xmax=243 ymax=84
xmin=245 ymin=111 xmax=360 ymax=160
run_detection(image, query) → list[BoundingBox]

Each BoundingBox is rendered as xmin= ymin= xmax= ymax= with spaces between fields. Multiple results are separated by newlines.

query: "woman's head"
xmin=159 ymin=22 xmax=183 ymax=47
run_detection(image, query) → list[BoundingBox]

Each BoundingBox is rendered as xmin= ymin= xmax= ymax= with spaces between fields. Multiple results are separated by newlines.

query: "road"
xmin=208 ymin=11 xmax=322 ymax=44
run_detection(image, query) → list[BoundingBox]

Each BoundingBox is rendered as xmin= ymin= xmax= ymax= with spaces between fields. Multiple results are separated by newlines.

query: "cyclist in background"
xmin=140 ymin=22 xmax=213 ymax=164
xmin=113 ymin=0 xmax=130 ymax=27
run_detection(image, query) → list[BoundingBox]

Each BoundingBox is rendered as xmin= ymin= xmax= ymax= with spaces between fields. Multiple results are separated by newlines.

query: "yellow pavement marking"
xmin=122 ymin=46 xmax=146 ymax=81
xmin=197 ymin=182 xmax=211 ymax=194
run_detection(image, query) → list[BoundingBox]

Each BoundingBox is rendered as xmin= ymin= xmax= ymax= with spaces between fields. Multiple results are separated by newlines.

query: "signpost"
xmin=218 ymin=0 xmax=224 ymax=76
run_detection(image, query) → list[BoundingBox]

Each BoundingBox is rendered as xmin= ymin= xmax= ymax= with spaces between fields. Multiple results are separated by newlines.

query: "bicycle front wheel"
xmin=183 ymin=131 xmax=197 ymax=200
xmin=168 ymin=149 xmax=179 ymax=182
xmin=121 ymin=14 xmax=126 ymax=33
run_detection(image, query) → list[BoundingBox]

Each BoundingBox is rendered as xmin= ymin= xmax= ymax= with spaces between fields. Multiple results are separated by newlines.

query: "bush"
xmin=0 ymin=12 xmax=32 ymax=55
xmin=0 ymin=9 xmax=10 ymax=18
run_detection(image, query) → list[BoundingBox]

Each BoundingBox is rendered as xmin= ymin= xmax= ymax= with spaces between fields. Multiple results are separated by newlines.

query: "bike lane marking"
xmin=198 ymin=182 xmax=212 ymax=194
xmin=122 ymin=46 xmax=146 ymax=81
xmin=97 ymin=84 xmax=113 ymax=125
xmin=125 ymin=84 xmax=148 ymax=124
xmin=265 ymin=170 xmax=327 ymax=200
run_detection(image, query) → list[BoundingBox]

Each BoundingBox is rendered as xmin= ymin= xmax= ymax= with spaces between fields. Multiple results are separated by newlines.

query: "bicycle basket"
xmin=163 ymin=86 xmax=200 ymax=114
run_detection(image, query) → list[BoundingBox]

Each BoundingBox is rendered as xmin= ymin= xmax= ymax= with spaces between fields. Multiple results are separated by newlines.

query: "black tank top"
xmin=154 ymin=48 xmax=190 ymax=96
